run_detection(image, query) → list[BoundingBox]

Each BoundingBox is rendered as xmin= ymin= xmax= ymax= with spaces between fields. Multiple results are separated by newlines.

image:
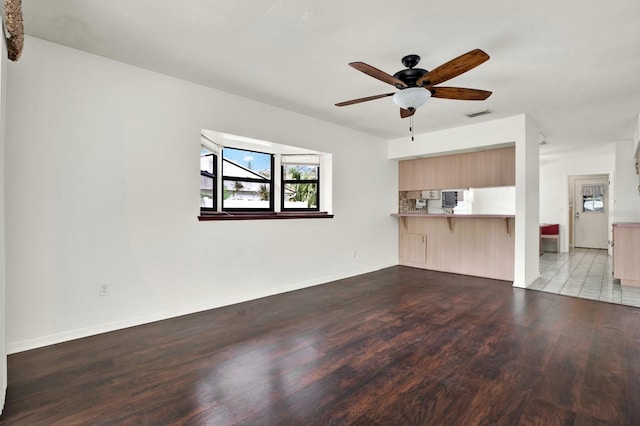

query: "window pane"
xmin=284 ymin=164 xmax=318 ymax=180
xmin=222 ymin=147 xmax=273 ymax=211
xmin=223 ymin=180 xmax=271 ymax=208
xmin=200 ymin=148 xmax=216 ymax=209
xmin=223 ymin=148 xmax=271 ymax=179
xmin=583 ymin=196 xmax=604 ymax=212
xmin=201 ymin=151 xmax=214 ymax=174
xmin=200 ymin=176 xmax=214 ymax=208
xmin=284 ymin=183 xmax=318 ymax=209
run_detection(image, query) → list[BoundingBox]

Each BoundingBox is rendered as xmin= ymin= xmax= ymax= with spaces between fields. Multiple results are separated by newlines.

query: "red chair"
xmin=540 ymin=224 xmax=560 ymax=253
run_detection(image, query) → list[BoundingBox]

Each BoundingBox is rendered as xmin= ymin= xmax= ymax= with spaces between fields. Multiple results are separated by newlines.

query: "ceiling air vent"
xmin=465 ymin=109 xmax=492 ymax=119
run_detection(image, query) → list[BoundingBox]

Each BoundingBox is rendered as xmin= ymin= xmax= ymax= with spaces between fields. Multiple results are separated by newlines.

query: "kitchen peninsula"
xmin=393 ymin=213 xmax=515 ymax=281
xmin=395 ymin=147 xmax=516 ymax=281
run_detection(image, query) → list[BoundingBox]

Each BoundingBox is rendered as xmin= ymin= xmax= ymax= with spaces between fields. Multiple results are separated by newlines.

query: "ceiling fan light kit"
xmin=393 ymin=87 xmax=431 ymax=110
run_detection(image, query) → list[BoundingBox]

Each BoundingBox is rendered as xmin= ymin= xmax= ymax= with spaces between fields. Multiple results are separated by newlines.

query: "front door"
xmin=574 ymin=178 xmax=608 ymax=249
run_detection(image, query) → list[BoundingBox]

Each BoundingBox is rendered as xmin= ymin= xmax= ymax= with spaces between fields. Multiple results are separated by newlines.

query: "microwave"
xmin=441 ymin=191 xmax=458 ymax=209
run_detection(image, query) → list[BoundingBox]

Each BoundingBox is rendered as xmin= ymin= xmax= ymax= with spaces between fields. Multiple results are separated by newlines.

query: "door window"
xmin=581 ymin=184 xmax=605 ymax=212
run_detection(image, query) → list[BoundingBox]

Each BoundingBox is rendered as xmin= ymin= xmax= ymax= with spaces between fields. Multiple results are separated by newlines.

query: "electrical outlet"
xmin=99 ymin=283 xmax=110 ymax=296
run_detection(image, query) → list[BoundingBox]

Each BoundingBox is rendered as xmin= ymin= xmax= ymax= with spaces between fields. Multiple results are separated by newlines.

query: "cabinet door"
xmin=400 ymin=233 xmax=427 ymax=264
xmin=612 ymin=226 xmax=640 ymax=283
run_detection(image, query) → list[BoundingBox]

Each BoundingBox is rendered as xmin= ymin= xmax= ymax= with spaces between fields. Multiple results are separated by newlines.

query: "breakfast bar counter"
xmin=392 ymin=213 xmax=515 ymax=281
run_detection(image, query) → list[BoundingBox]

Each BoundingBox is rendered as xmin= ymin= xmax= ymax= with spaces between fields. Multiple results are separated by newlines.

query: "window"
xmin=581 ymin=184 xmax=605 ymax=212
xmin=222 ymin=147 xmax=274 ymax=211
xmin=198 ymin=130 xmax=333 ymax=221
xmin=282 ymin=155 xmax=320 ymax=211
xmin=200 ymin=148 xmax=216 ymax=210
xmin=583 ymin=196 xmax=604 ymax=212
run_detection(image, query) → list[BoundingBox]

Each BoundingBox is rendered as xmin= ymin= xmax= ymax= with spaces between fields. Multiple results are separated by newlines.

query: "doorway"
xmin=569 ymin=175 xmax=609 ymax=250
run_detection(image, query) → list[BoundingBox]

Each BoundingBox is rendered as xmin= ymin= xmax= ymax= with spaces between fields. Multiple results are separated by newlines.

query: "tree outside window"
xmin=282 ymin=164 xmax=319 ymax=211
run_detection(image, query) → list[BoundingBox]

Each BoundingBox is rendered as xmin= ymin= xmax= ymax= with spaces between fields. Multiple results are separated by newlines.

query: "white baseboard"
xmin=7 ymin=262 xmax=395 ymax=354
xmin=513 ymin=272 xmax=541 ymax=288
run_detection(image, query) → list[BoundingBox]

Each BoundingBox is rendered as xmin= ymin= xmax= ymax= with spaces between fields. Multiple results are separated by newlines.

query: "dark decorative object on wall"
xmin=4 ymin=0 xmax=24 ymax=61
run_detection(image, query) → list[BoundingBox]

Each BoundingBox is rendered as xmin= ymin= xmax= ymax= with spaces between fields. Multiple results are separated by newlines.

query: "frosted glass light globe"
xmin=392 ymin=87 xmax=431 ymax=110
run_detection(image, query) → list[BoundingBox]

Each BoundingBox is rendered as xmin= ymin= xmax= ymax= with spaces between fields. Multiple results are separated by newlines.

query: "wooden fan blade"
xmin=417 ymin=49 xmax=490 ymax=87
xmin=349 ymin=62 xmax=408 ymax=88
xmin=335 ymin=92 xmax=394 ymax=107
xmin=431 ymin=87 xmax=492 ymax=101
xmin=400 ymin=108 xmax=416 ymax=118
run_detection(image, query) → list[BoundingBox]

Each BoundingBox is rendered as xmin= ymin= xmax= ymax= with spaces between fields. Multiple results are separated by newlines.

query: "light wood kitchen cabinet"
xmin=613 ymin=223 xmax=640 ymax=287
xmin=400 ymin=233 xmax=426 ymax=264
xmin=395 ymin=145 xmax=516 ymax=282
xmin=398 ymin=146 xmax=515 ymax=191
xmin=396 ymin=215 xmax=515 ymax=281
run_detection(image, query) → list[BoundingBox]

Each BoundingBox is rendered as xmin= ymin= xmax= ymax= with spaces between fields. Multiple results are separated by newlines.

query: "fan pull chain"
xmin=410 ymin=115 xmax=414 ymax=141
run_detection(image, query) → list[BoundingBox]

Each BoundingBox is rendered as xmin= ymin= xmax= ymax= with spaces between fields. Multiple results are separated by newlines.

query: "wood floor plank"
xmin=519 ymin=399 xmax=576 ymax=425
xmin=1 ymin=266 xmax=640 ymax=424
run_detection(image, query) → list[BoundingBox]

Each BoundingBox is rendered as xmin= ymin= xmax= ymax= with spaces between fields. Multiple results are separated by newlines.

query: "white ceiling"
xmin=20 ymin=0 xmax=640 ymax=154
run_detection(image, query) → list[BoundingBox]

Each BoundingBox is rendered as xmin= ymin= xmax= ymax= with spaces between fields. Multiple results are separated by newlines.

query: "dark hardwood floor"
xmin=2 ymin=266 xmax=640 ymax=425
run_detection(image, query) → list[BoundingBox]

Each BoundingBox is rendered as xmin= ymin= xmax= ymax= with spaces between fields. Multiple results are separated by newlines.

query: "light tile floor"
xmin=529 ymin=248 xmax=640 ymax=308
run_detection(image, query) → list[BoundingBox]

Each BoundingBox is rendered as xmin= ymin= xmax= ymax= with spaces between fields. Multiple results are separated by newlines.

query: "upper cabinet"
xmin=398 ymin=146 xmax=515 ymax=191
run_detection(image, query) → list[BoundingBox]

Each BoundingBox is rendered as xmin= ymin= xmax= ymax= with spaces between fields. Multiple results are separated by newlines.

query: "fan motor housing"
xmin=393 ymin=68 xmax=428 ymax=88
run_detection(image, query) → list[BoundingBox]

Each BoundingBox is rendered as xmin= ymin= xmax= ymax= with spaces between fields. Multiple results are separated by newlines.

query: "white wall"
xmin=539 ymin=143 xmax=616 ymax=252
xmin=388 ymin=116 xmax=519 ymax=160
xmin=467 ymin=187 xmax=516 ymax=215
xmin=614 ymin=139 xmax=640 ymax=223
xmin=634 ymin=114 xmax=639 ymax=155
xmin=515 ymin=115 xmax=540 ymax=287
xmin=389 ymin=114 xmax=540 ymax=287
xmin=5 ymin=37 xmax=398 ymax=353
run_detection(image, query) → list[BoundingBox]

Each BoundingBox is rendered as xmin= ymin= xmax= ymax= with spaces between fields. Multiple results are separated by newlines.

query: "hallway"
xmin=529 ymin=248 xmax=640 ymax=308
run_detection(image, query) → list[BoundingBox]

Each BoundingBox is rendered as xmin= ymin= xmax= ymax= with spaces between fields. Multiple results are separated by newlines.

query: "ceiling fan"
xmin=335 ymin=49 xmax=492 ymax=118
